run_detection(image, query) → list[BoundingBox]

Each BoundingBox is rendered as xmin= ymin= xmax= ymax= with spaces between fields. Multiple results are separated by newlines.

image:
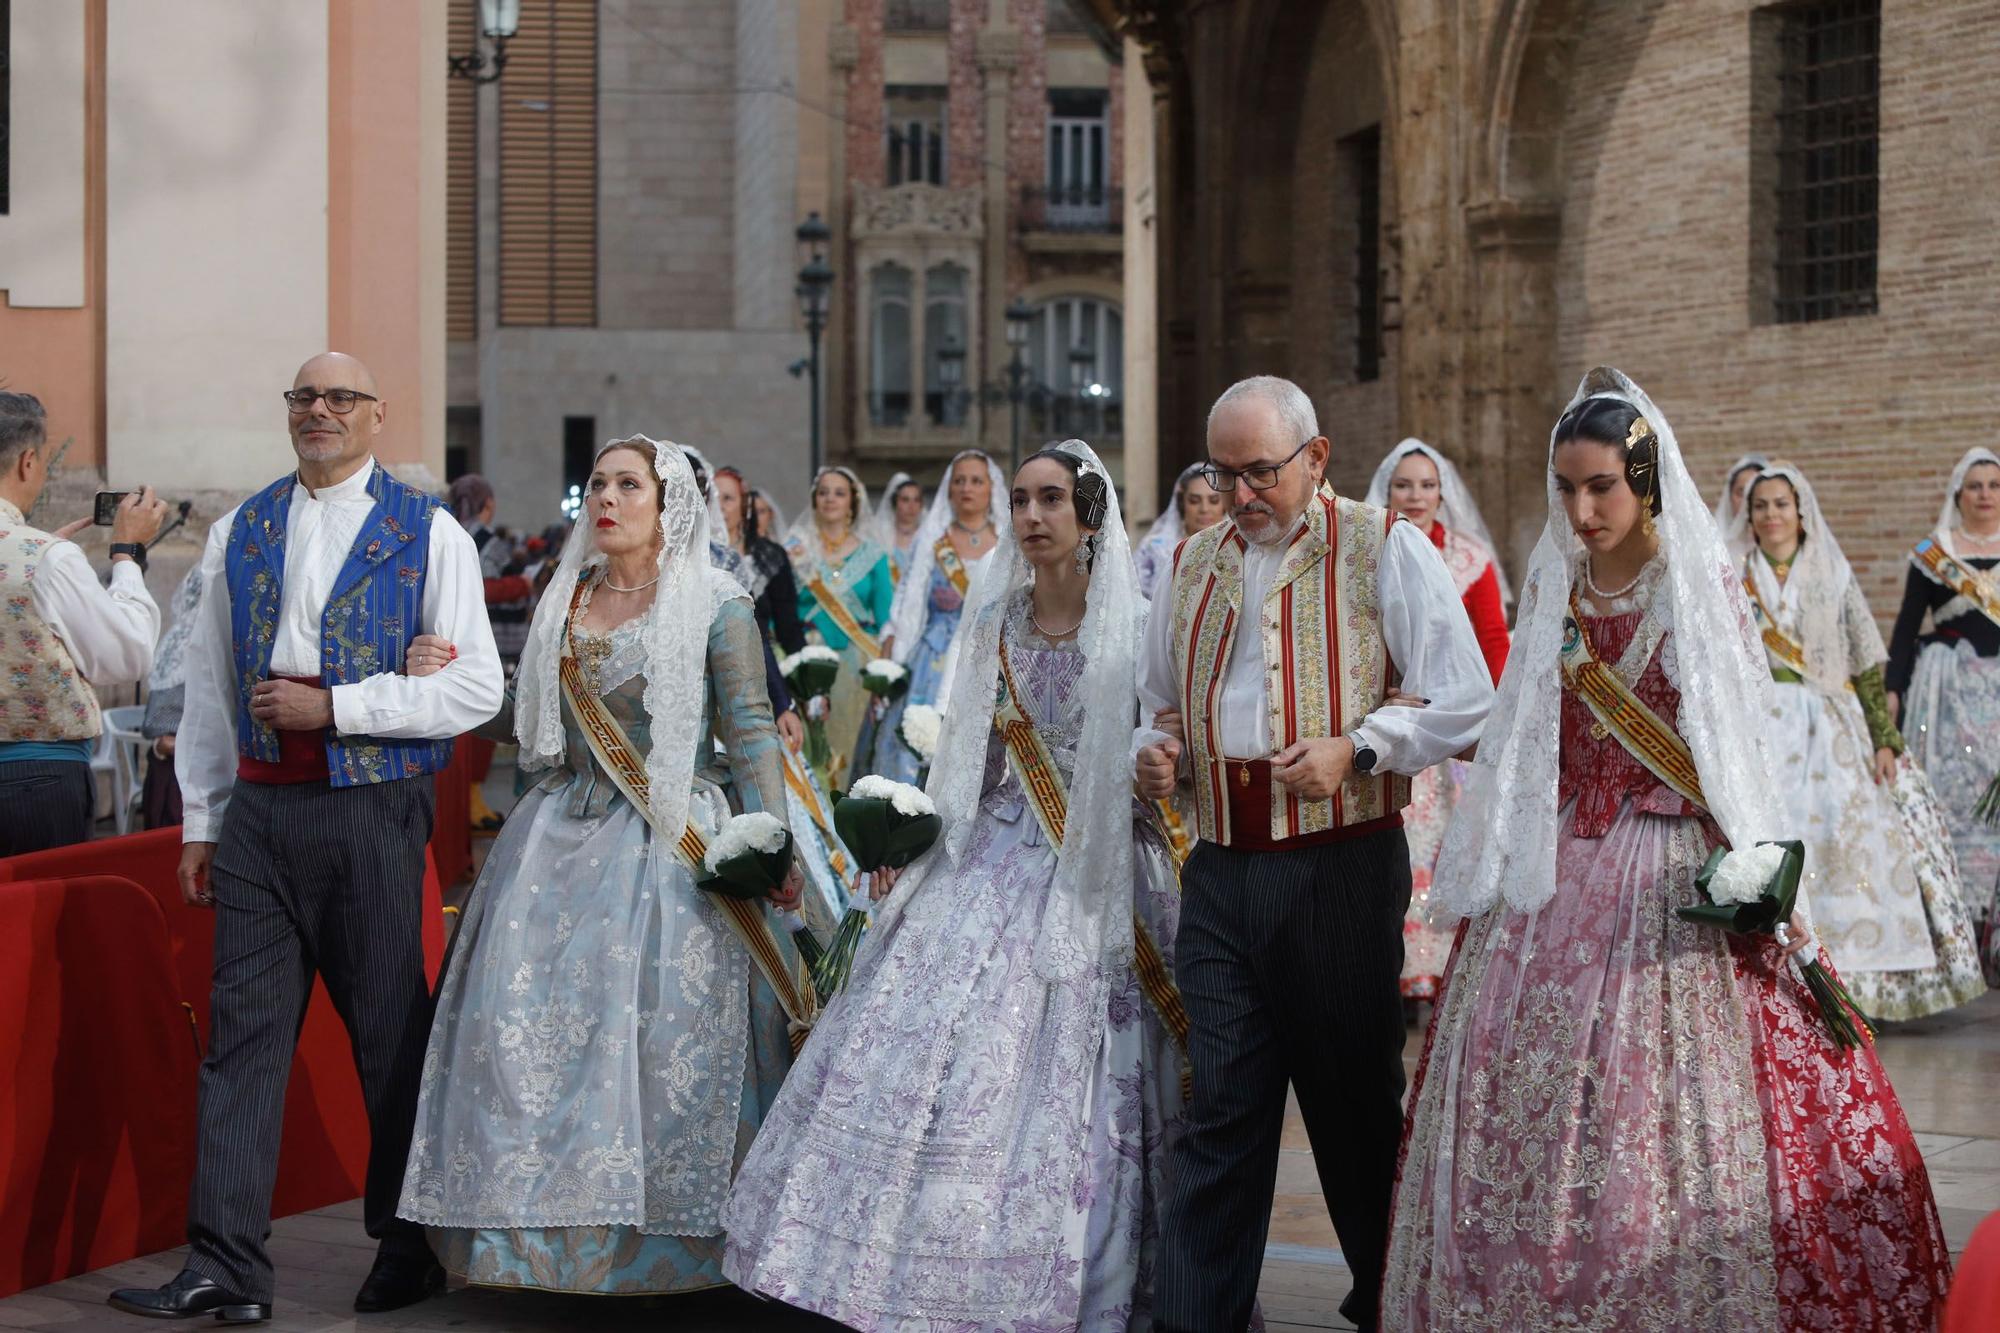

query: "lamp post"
xmin=448 ymin=0 xmax=520 ymax=83
xmin=795 ymin=212 xmax=834 ymax=476
xmin=937 ymin=337 xmax=966 ymax=428
xmin=1003 ymin=298 xmax=1034 ymax=473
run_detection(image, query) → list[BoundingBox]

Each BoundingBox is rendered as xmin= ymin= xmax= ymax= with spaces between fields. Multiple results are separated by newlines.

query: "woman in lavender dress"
xmin=724 ymin=441 xmax=1188 ymax=1331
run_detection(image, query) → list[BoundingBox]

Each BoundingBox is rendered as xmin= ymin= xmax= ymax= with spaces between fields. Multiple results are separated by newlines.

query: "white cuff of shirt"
xmin=330 ymin=682 xmax=370 ymax=737
xmin=182 ymin=815 xmax=220 ymax=844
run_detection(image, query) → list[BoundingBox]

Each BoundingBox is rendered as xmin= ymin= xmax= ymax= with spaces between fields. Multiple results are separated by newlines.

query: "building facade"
xmin=824 ymin=0 xmax=1129 ymax=495
xmin=446 ymin=0 xmax=827 ymax=525
xmin=1086 ymin=0 xmax=2000 ymax=613
xmin=0 ymin=0 xmax=449 ymax=536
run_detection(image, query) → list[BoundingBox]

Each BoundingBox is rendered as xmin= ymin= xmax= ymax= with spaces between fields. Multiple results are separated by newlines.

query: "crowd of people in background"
xmin=2 ymin=357 xmax=1998 ymax=1328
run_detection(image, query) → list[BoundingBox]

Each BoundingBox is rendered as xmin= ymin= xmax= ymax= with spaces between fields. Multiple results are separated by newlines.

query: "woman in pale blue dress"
xmin=725 ymin=441 xmax=1189 ymax=1331
xmin=396 ymin=437 xmax=812 ymax=1294
xmin=876 ymin=471 xmax=924 ymax=583
xmin=870 ymin=450 xmax=1006 ymax=782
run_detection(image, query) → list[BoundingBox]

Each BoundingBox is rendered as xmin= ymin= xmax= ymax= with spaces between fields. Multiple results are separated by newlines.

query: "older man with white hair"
xmin=1135 ymin=376 xmax=1493 ymax=1332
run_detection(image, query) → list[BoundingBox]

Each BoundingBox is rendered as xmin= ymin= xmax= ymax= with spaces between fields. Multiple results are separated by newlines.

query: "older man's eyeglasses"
xmin=283 ymin=387 xmax=378 ymax=414
xmin=1199 ymin=437 xmax=1314 ymax=493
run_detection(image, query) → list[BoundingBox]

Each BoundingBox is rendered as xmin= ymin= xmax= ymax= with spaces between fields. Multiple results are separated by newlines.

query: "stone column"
xmin=1465 ymin=198 xmax=1561 ymax=574
xmin=828 ymin=21 xmax=861 ymax=462
xmin=975 ymin=16 xmax=1020 ymax=464
xmin=1121 ymin=34 xmax=1159 ymax=526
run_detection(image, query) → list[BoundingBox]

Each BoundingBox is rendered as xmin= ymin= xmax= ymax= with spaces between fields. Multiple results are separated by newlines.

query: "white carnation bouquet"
xmin=1679 ymin=839 xmax=1869 ymax=1048
xmin=811 ymin=777 xmax=942 ymax=999
xmin=860 ymin=657 xmax=911 ymax=701
xmin=697 ymin=811 xmax=794 ymax=901
xmin=781 ymin=644 xmax=844 ymax=778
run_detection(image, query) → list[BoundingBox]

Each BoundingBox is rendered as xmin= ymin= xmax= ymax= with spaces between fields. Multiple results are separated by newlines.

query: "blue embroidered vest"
xmin=225 ymin=465 xmax=453 ymax=787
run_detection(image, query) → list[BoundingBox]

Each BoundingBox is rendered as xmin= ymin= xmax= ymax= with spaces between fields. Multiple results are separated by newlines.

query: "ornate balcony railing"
xmin=1018 ymin=184 xmax=1122 ymax=234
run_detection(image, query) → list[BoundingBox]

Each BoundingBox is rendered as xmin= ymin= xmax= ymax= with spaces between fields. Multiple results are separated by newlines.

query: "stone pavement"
xmin=6 ymin=990 xmax=1993 ymax=1331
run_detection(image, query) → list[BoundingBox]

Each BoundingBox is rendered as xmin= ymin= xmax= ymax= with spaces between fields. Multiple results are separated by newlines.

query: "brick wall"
xmin=947 ymin=0 xmax=983 ymax=183
xmin=1554 ymin=0 xmax=2000 ymax=626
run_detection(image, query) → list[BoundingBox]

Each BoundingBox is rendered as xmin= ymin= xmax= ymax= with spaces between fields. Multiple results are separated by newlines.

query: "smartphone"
xmin=94 ymin=491 xmax=131 ymax=526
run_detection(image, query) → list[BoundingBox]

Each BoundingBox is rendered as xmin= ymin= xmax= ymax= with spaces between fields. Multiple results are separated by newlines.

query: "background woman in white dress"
xmin=1732 ymin=461 xmax=1984 ymax=1020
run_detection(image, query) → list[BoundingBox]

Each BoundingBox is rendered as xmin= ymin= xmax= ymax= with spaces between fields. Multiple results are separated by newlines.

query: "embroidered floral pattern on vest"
xmin=1167 ymin=487 xmax=1410 ymax=844
xmin=0 ymin=501 xmax=101 ymax=742
xmin=225 ymin=468 xmax=453 ymax=787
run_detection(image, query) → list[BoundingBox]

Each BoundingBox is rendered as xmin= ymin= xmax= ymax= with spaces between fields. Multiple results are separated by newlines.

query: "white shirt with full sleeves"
xmin=176 ymin=458 xmax=505 ymax=843
xmin=1136 ymin=514 xmax=1493 ymax=775
xmin=31 ymin=544 xmax=161 ymax=688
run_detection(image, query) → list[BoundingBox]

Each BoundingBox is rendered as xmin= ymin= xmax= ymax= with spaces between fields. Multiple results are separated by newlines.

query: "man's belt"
xmin=1203 ymin=757 xmax=1402 ymax=853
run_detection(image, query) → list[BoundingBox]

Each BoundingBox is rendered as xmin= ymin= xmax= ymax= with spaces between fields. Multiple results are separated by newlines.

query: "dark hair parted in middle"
xmin=1018 ymin=446 xmax=1111 ymax=530
xmin=1552 ymin=396 xmax=1664 ymax=517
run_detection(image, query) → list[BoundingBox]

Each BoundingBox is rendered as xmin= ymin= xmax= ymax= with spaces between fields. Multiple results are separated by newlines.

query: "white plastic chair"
xmin=101 ymin=704 xmax=148 ymax=835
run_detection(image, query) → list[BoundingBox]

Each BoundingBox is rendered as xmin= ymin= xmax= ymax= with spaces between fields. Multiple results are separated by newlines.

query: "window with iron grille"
xmin=1343 ymin=125 xmax=1383 ymax=383
xmin=1 ymin=0 xmax=12 ymax=216
xmin=1771 ymin=0 xmax=1879 ymax=324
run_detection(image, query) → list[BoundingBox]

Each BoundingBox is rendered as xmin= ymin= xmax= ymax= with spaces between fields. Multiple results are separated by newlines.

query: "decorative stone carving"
xmin=851 ymin=183 xmax=986 ymax=240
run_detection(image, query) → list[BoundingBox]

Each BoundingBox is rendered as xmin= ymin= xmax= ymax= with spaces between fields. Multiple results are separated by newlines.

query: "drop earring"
xmin=1074 ymin=534 xmax=1093 ymax=576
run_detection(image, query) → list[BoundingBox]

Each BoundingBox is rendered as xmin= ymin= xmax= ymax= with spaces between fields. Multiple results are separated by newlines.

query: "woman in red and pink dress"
xmin=1365 ymin=439 xmax=1511 ymax=1002
xmin=1383 ymin=368 xmax=1950 ymax=1332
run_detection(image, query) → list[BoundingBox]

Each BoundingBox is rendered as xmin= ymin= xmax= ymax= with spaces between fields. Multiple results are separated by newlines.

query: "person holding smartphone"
xmin=0 ymin=390 xmax=166 ymax=855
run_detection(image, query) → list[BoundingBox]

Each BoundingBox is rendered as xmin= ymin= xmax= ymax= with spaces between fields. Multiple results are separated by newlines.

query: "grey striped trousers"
xmin=1154 ymin=825 xmax=1413 ymax=1333
xmin=183 ymin=776 xmax=437 ymax=1301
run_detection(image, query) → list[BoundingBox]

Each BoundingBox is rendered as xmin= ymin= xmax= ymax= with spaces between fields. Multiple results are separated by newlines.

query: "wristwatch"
xmin=109 ymin=542 xmax=148 ymax=572
xmin=1348 ymin=735 xmax=1378 ymax=775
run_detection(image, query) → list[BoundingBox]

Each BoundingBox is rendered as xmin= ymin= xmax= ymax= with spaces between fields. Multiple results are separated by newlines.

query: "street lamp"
xmin=795 ymin=211 xmax=834 ymax=475
xmin=1004 ymin=298 xmax=1035 ymax=472
xmin=448 ymin=0 xmax=521 ymax=84
xmin=936 ymin=337 xmax=966 ymax=427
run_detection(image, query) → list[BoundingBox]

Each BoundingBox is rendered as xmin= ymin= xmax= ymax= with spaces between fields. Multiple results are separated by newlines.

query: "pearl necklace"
xmin=1582 ymin=557 xmax=1646 ymax=601
xmin=603 ymin=572 xmax=660 ymax=594
xmin=1030 ymin=606 xmax=1083 ymax=639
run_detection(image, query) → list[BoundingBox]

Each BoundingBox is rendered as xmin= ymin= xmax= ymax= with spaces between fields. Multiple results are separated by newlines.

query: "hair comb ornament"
xmin=1624 ymin=417 xmax=1655 ymax=452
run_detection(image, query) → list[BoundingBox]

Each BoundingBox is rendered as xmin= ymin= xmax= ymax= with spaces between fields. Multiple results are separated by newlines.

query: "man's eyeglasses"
xmin=1199 ymin=436 xmax=1314 ymax=493
xmin=283 ymin=387 xmax=379 ymax=415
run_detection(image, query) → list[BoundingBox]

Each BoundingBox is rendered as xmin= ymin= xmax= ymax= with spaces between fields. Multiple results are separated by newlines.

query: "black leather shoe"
xmin=106 ymin=1269 xmax=270 ymax=1322
xmin=352 ymin=1252 xmax=445 ymax=1314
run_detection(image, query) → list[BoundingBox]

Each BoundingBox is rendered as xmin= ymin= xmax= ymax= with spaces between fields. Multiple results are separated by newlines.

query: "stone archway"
xmin=1463 ymin=0 xmax=1585 ymax=571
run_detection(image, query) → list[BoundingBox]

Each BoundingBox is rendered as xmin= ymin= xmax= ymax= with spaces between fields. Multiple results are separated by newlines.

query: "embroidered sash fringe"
xmin=996 ymin=639 xmax=1193 ymax=1098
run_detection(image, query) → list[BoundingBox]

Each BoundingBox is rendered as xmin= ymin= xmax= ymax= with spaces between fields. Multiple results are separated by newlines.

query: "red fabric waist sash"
xmin=236 ymin=675 xmax=331 ymax=785
xmin=1204 ymin=757 xmax=1403 ymax=853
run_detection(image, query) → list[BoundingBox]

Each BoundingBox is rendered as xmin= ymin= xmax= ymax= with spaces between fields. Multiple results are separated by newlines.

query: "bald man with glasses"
xmin=110 ymin=354 xmax=503 ymax=1323
xmin=1136 ymin=377 xmax=1494 ymax=1332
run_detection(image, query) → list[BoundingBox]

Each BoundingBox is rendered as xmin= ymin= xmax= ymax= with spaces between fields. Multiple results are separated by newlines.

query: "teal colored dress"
xmin=786 ymin=535 xmax=894 ymax=788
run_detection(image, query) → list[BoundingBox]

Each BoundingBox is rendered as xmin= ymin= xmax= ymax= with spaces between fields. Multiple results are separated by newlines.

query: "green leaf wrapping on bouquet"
xmin=783 ymin=657 xmax=842 ymax=700
xmin=695 ymin=830 xmax=795 ymax=901
xmin=1677 ymin=839 xmax=1804 ymax=932
xmin=1977 ymin=769 xmax=2000 ymax=827
xmin=861 ymin=664 xmax=911 ymax=700
xmin=1677 ymin=839 xmax=1871 ymax=1050
xmin=810 ymin=907 xmax=871 ymax=1002
xmin=832 ymin=795 xmax=942 ymax=872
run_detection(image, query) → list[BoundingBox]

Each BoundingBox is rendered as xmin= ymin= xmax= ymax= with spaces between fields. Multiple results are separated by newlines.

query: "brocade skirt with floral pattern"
xmin=1383 ymin=801 xmax=1952 ymax=1332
